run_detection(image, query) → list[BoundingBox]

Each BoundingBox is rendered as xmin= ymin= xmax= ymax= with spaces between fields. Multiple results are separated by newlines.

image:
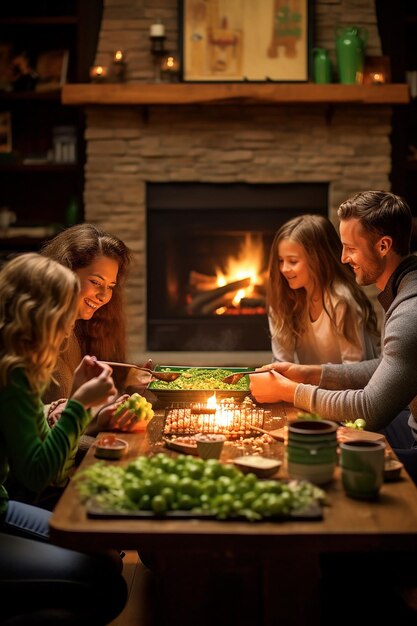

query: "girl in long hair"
xmin=267 ymin=214 xmax=379 ymax=364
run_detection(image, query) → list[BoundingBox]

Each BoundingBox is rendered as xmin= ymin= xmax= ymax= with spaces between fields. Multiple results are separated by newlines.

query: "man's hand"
xmin=249 ymin=370 xmax=298 ymax=404
xmin=256 ymin=362 xmax=322 ymax=386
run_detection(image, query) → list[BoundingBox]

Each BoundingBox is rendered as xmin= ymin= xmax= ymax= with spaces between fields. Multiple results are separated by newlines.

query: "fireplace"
xmin=147 ymin=182 xmax=329 ymax=351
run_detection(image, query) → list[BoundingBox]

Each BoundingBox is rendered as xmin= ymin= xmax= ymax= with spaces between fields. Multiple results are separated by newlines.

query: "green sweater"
xmin=0 ymin=368 xmax=91 ymax=515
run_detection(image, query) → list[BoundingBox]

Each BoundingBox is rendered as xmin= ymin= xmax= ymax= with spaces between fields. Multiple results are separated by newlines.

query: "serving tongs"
xmin=100 ymin=361 xmax=182 ymax=383
xmin=222 ymin=369 xmax=271 ymax=385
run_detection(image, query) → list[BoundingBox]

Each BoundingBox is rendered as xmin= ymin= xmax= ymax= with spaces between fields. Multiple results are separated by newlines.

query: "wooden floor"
xmin=109 ymin=551 xmax=155 ymax=626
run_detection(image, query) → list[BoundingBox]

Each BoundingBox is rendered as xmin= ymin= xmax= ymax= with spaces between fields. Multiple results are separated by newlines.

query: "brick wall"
xmin=84 ymin=1 xmax=389 ymax=364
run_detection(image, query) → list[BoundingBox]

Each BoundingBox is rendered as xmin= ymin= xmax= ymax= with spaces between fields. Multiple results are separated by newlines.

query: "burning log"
xmin=189 ymin=270 xmax=219 ymax=293
xmin=187 ymin=276 xmax=251 ymax=315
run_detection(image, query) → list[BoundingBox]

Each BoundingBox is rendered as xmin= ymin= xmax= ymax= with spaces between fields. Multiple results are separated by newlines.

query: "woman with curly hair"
xmin=40 ymin=224 xmax=150 ymax=440
xmin=267 ymin=214 xmax=380 ymax=364
xmin=41 ymin=223 xmax=132 ymax=398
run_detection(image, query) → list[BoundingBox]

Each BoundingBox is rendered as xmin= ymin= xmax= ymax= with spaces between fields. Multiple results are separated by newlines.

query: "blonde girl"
xmin=0 ymin=253 xmax=126 ymax=624
xmin=267 ymin=214 xmax=379 ymax=364
xmin=0 ymin=252 xmax=117 ymax=512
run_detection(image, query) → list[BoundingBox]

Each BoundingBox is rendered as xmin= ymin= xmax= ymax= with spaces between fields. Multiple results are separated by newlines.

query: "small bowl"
xmin=384 ymin=458 xmax=403 ymax=482
xmin=232 ymin=455 xmax=282 ymax=479
xmin=94 ymin=435 xmax=128 ymax=460
xmin=195 ymin=433 xmax=226 ymax=460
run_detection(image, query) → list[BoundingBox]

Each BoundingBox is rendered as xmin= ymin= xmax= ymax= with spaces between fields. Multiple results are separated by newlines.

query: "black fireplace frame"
xmin=146 ymin=182 xmax=328 ymax=351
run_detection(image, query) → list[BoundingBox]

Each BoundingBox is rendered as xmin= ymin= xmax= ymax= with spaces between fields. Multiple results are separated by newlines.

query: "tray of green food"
xmin=146 ymin=365 xmax=252 ymax=405
xmin=77 ymin=455 xmax=325 ymax=522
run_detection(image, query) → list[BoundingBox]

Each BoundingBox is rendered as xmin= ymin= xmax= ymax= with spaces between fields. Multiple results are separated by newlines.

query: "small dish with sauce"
xmin=94 ymin=435 xmax=129 ymax=460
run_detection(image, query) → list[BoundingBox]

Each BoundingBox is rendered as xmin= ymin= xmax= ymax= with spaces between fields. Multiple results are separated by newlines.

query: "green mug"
xmin=340 ymin=439 xmax=385 ymax=500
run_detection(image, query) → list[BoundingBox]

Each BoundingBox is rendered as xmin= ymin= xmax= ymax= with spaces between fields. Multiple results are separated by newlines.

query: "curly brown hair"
xmin=41 ymin=224 xmax=131 ymax=389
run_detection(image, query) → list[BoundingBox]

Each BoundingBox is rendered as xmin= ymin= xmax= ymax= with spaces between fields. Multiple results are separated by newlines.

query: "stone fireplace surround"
xmin=81 ymin=0 xmax=391 ymax=366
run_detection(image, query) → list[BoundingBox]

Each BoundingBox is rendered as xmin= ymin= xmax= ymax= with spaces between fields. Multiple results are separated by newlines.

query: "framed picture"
xmin=0 ymin=112 xmax=12 ymax=153
xmin=180 ymin=0 xmax=311 ymax=82
xmin=35 ymin=49 xmax=69 ymax=92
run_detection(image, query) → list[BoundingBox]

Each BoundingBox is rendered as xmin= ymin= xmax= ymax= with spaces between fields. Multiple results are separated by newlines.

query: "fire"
xmin=205 ymin=393 xmax=235 ymax=429
xmin=186 ymin=233 xmax=267 ymax=316
xmin=207 ymin=393 xmax=217 ymax=409
xmin=164 ymin=398 xmax=267 ymax=439
xmin=216 ymin=234 xmax=263 ymax=290
xmin=214 ymin=235 xmax=265 ymax=313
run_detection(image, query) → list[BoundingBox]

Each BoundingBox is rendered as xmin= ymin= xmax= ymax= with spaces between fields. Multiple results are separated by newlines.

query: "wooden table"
xmin=49 ymin=406 xmax=417 ymax=626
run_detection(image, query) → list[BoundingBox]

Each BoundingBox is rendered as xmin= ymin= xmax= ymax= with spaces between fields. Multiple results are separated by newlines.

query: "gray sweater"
xmin=294 ymin=256 xmax=417 ymax=434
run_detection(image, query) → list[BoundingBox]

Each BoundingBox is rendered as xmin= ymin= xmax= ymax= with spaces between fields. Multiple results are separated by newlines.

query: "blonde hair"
xmin=0 ymin=253 xmax=80 ymax=394
xmin=267 ymin=214 xmax=379 ymax=352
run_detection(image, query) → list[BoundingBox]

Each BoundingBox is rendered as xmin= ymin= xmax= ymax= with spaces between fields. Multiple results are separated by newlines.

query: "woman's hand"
xmin=70 ymin=358 xmax=117 ymax=409
xmin=249 ymin=370 xmax=298 ymax=404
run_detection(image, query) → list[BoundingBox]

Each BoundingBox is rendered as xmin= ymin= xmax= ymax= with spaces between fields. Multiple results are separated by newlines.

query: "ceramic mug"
xmin=287 ymin=420 xmax=338 ymax=485
xmin=340 ymin=439 xmax=386 ymax=500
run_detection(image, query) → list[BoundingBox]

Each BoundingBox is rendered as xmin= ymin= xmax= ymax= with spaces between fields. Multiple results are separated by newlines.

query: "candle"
xmin=150 ymin=22 xmax=165 ymax=38
xmin=89 ymin=65 xmax=108 ymax=82
xmin=370 ymin=71 xmax=385 ymax=84
xmin=161 ymin=52 xmax=180 ymax=82
xmin=113 ymin=50 xmax=124 ymax=64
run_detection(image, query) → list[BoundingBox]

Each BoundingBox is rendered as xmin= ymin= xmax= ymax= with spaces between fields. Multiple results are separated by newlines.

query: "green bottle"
xmin=313 ymin=48 xmax=332 ymax=84
xmin=335 ymin=26 xmax=368 ymax=84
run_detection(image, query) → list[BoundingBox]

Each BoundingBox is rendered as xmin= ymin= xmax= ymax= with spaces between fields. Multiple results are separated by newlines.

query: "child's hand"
xmin=96 ymin=395 xmax=140 ymax=432
xmin=70 ymin=362 xmax=116 ymax=409
xmin=71 ymin=355 xmax=104 ymax=392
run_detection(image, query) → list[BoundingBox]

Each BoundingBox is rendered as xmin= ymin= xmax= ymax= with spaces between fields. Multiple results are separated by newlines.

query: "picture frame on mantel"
xmin=180 ymin=0 xmax=312 ymax=82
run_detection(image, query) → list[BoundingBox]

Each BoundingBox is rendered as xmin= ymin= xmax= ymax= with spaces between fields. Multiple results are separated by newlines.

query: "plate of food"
xmin=163 ymin=435 xmax=199 ymax=456
xmin=232 ymin=455 xmax=282 ymax=478
xmin=337 ymin=426 xmax=386 ymax=444
xmin=384 ymin=458 xmax=404 ymax=482
xmin=147 ymin=365 xmax=252 ymax=405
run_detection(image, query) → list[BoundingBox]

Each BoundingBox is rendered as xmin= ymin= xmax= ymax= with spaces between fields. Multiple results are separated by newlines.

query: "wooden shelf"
xmin=62 ymin=83 xmax=410 ymax=106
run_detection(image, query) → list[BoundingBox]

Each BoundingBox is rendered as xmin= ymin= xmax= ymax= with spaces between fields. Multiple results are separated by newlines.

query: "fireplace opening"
xmin=147 ymin=182 xmax=329 ymax=352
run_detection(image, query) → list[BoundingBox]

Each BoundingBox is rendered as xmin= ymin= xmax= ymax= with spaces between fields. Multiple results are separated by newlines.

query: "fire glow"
xmin=164 ymin=394 xmax=268 ymax=439
xmin=187 ymin=234 xmax=267 ymax=316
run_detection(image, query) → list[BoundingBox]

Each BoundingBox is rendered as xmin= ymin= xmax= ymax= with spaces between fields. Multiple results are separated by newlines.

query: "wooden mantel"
xmin=62 ymin=83 xmax=410 ymax=106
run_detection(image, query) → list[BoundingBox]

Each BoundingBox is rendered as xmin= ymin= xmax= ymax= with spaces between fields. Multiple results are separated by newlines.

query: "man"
xmin=251 ymin=191 xmax=417 ymax=622
xmin=250 ymin=190 xmax=417 ymax=439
